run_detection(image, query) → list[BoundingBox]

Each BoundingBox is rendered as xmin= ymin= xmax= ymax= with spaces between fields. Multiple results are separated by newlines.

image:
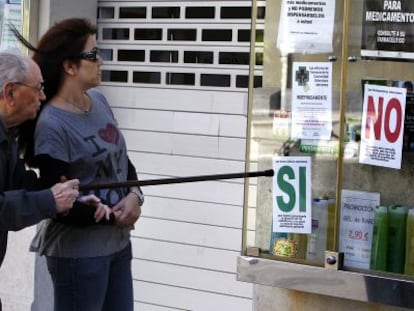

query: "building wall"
xmin=0 ymin=1 xmax=97 ymax=311
xmin=96 ymin=1 xmax=254 ymax=309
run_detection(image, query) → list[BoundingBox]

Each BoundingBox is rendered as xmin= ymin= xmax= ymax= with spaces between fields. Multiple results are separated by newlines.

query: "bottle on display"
xmin=269 ymin=221 xmax=307 ymax=259
xmin=288 ymin=233 xmax=307 ymax=260
xmin=270 ymin=232 xmax=294 ymax=257
xmin=387 ymin=205 xmax=408 ymax=273
xmin=306 ymin=198 xmax=329 ymax=264
xmin=404 ymin=208 xmax=414 ymax=275
xmin=370 ymin=205 xmax=388 ymax=271
xmin=270 ymin=231 xmax=307 ymax=259
xmin=326 ymin=198 xmax=336 ymax=251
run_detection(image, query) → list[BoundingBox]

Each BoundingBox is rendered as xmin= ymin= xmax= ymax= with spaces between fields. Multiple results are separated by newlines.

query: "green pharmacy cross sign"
xmin=295 ymin=66 xmax=309 ymax=86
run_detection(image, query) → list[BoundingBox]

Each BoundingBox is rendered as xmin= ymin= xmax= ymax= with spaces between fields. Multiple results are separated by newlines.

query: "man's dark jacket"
xmin=0 ymin=119 xmax=56 ymax=267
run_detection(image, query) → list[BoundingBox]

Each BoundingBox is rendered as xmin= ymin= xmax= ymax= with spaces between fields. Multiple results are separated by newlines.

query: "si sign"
xmin=272 ymin=156 xmax=312 ymax=234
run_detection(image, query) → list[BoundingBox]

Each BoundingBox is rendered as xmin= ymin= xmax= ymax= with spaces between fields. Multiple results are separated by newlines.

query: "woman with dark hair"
xmin=14 ymin=18 xmax=143 ymax=311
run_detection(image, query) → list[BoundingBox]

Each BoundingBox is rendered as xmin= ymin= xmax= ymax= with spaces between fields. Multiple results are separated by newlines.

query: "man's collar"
xmin=0 ymin=117 xmax=8 ymax=143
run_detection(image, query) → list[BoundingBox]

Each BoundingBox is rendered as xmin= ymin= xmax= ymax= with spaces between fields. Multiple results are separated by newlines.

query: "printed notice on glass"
xmin=361 ymin=0 xmax=414 ymax=60
xmin=0 ymin=0 xmax=22 ymax=50
xmin=272 ymin=156 xmax=312 ymax=234
xmin=272 ymin=109 xmax=291 ymax=140
xmin=277 ymin=0 xmax=335 ymax=54
xmin=339 ymin=189 xmax=379 ymax=269
xmin=291 ymin=62 xmax=332 ymax=140
xmin=359 ymin=84 xmax=406 ymax=169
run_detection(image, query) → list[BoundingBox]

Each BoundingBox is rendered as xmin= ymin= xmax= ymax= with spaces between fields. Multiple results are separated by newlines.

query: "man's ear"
xmin=3 ymin=82 xmax=14 ymax=102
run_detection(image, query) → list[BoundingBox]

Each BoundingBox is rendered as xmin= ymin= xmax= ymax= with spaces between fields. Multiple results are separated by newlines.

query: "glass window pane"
xmin=101 ymin=70 xmax=128 ymax=82
xmin=167 ymin=29 xmax=197 ymax=41
xmin=100 ymin=48 xmax=113 ymax=61
xmin=134 ymin=28 xmax=162 ymax=40
xmin=186 ymin=7 xmax=215 ymax=19
xmin=219 ymin=52 xmax=250 ymax=65
xmin=200 ymin=74 xmax=230 ymax=87
xmin=133 ymin=71 xmax=161 ymax=84
xmin=202 ymin=29 xmax=232 ymax=41
xmin=118 ymin=49 xmax=145 ymax=62
xmin=166 ymin=73 xmax=195 ymax=85
xmin=220 ymin=7 xmax=251 ymax=19
xmin=102 ymin=28 xmax=130 ymax=40
xmin=119 ymin=7 xmax=146 ymax=19
xmin=152 ymin=7 xmax=180 ymax=18
xmin=184 ymin=51 xmax=213 ymax=64
xmin=98 ymin=7 xmax=114 ymax=19
xmin=150 ymin=50 xmax=178 ymax=63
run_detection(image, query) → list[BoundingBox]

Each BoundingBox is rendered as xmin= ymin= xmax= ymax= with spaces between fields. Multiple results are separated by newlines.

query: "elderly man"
xmin=0 ymin=51 xmax=80 ymax=303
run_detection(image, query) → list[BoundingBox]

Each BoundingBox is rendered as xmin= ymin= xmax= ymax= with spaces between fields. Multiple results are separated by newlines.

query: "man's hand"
xmin=50 ymin=179 xmax=79 ymax=214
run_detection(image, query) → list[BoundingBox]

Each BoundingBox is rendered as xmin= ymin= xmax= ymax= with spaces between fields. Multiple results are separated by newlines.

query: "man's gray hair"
xmin=0 ymin=51 xmax=31 ymax=95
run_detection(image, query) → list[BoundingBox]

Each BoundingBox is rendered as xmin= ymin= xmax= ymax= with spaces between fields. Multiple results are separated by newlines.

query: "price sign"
xmin=339 ymin=189 xmax=379 ymax=269
xmin=348 ymin=230 xmax=370 ymax=242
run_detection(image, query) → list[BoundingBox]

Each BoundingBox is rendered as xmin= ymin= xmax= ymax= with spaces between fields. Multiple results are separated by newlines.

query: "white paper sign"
xmin=339 ymin=189 xmax=380 ymax=269
xmin=272 ymin=156 xmax=312 ymax=234
xmin=359 ymin=84 xmax=406 ymax=169
xmin=277 ymin=0 xmax=335 ymax=54
xmin=272 ymin=109 xmax=291 ymax=139
xmin=291 ymin=62 xmax=333 ymax=140
xmin=0 ymin=2 xmax=22 ymax=51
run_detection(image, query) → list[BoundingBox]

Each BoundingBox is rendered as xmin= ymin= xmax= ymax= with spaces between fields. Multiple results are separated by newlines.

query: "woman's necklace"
xmin=56 ymin=93 xmax=91 ymax=114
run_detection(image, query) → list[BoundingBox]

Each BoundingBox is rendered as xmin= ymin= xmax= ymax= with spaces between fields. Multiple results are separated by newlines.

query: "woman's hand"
xmin=78 ymin=194 xmax=111 ymax=222
xmin=111 ymin=192 xmax=141 ymax=227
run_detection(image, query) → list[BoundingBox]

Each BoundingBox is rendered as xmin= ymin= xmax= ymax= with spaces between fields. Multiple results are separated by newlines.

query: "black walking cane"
xmin=79 ymin=169 xmax=274 ymax=191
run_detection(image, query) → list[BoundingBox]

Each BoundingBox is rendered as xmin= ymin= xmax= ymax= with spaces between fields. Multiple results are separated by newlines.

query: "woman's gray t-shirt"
xmin=31 ymin=88 xmax=131 ymax=257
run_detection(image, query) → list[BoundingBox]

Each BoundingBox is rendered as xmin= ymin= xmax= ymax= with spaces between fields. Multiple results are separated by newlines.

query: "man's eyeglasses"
xmin=14 ymin=81 xmax=45 ymax=94
xmin=79 ymin=48 xmax=100 ymax=62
